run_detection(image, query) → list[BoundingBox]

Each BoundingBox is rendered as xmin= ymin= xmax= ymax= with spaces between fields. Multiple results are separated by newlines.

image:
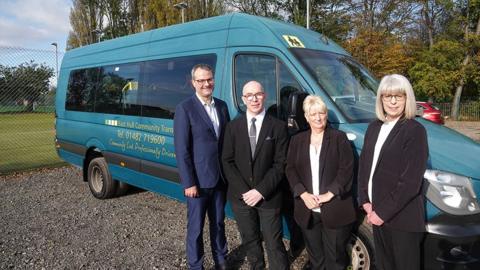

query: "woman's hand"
xmin=300 ymin=192 xmax=320 ymax=210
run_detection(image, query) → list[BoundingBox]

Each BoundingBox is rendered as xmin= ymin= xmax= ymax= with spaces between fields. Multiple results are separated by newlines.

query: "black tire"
xmin=87 ymin=157 xmax=118 ymax=199
xmin=348 ymin=222 xmax=375 ymax=270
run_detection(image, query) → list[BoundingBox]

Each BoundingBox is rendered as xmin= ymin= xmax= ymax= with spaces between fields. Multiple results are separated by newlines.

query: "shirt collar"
xmin=195 ymin=93 xmax=215 ymax=106
xmin=246 ymin=109 xmax=266 ymax=123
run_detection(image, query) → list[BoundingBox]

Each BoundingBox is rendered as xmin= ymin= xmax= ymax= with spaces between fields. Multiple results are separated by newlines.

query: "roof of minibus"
xmin=61 ymin=13 xmax=350 ymax=69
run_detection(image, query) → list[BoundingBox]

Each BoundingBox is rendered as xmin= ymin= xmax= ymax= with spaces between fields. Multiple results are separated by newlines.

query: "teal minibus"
xmin=55 ymin=13 xmax=480 ymax=269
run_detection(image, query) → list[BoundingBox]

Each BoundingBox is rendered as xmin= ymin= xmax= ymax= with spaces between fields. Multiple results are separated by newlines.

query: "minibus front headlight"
xmin=424 ymin=170 xmax=480 ymax=215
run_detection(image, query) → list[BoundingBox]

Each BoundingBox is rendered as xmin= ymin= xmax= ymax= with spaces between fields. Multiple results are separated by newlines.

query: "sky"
xmin=0 ymin=0 xmax=72 ymax=53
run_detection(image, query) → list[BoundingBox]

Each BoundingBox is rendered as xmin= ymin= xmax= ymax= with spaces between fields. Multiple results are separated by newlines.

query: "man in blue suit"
xmin=174 ymin=64 xmax=230 ymax=270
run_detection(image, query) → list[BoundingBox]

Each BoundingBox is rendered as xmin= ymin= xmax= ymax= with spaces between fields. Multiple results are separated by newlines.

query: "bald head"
xmin=242 ymin=81 xmax=263 ymax=95
xmin=242 ymin=81 xmax=266 ymax=115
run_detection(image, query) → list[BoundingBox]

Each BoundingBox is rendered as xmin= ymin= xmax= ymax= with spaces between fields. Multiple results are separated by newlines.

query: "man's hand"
xmin=242 ymin=189 xmax=263 ymax=206
xmin=363 ymin=203 xmax=373 ymax=215
xmin=300 ymin=192 xmax=320 ymax=210
xmin=367 ymin=211 xmax=384 ymax=226
xmin=315 ymin=191 xmax=334 ymax=204
xmin=184 ymin=185 xmax=199 ymax=198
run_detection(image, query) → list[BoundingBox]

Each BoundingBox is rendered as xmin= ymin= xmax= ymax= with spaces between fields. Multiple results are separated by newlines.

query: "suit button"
xmin=249 ymin=177 xmax=253 ymax=181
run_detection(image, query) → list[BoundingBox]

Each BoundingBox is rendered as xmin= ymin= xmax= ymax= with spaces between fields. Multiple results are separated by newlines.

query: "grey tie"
xmin=249 ymin=118 xmax=257 ymax=158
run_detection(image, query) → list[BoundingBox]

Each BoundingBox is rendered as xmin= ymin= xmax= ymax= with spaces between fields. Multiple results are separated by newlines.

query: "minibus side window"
xmin=95 ymin=63 xmax=141 ymax=115
xmin=141 ymin=54 xmax=216 ymax=119
xmin=66 ymin=68 xmax=97 ymax=112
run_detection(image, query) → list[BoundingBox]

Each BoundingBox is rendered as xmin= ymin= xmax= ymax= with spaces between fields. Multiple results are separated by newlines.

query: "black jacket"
xmin=286 ymin=127 xmax=356 ymax=229
xmin=222 ymin=114 xmax=288 ymax=209
xmin=358 ymin=118 xmax=429 ymax=232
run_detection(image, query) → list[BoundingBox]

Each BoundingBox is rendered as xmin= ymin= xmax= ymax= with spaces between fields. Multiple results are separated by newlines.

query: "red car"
xmin=417 ymin=101 xmax=444 ymax=124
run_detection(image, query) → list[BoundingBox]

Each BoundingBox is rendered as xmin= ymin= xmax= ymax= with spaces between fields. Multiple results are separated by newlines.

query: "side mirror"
xmin=287 ymin=92 xmax=309 ymax=134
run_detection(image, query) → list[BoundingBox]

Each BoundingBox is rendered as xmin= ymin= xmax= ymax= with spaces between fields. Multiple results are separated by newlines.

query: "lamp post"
xmin=51 ymin=42 xmax=58 ymax=80
xmin=174 ymin=2 xmax=188 ymax=23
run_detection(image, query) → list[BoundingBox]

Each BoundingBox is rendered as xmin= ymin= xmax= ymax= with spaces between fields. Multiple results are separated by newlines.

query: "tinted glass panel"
xmin=292 ymin=48 xmax=377 ymax=122
xmin=142 ymin=54 xmax=216 ymax=119
xmin=234 ymin=54 xmax=277 ymax=113
xmin=95 ymin=63 xmax=141 ymax=115
xmin=278 ymin=61 xmax=302 ymax=120
xmin=66 ymin=68 xmax=97 ymax=111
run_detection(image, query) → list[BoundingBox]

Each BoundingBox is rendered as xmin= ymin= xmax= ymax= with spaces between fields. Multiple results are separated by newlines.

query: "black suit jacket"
xmin=286 ymin=127 xmax=356 ymax=229
xmin=221 ymin=114 xmax=288 ymax=209
xmin=358 ymin=118 xmax=428 ymax=232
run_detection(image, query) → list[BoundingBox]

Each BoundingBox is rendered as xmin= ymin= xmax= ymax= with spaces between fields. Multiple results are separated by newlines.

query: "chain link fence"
xmin=0 ymin=46 xmax=65 ymax=174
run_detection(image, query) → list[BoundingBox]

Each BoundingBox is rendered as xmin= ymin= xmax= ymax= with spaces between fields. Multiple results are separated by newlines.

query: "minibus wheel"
xmin=348 ymin=223 xmax=375 ymax=270
xmin=87 ymin=157 xmax=118 ymax=199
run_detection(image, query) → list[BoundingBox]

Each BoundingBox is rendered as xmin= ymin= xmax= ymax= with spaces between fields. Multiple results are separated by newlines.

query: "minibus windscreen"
xmin=292 ymin=48 xmax=378 ymax=123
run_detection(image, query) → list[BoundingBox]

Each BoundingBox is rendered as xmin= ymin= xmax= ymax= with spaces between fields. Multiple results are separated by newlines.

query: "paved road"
xmin=445 ymin=120 xmax=480 ymax=142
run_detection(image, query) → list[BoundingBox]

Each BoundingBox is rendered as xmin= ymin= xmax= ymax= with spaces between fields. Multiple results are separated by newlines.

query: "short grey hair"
xmin=303 ymin=95 xmax=328 ymax=118
xmin=375 ymin=74 xmax=417 ymax=121
xmin=191 ymin=64 xmax=214 ymax=80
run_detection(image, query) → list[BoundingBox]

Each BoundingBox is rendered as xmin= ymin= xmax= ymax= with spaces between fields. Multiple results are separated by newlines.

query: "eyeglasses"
xmin=194 ymin=78 xmax=214 ymax=84
xmin=243 ymin=92 xmax=265 ymax=101
xmin=382 ymin=94 xmax=405 ymax=102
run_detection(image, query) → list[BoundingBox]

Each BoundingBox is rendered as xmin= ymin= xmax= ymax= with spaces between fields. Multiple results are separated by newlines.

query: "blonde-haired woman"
xmin=358 ymin=74 xmax=429 ymax=270
xmin=286 ymin=95 xmax=356 ymax=270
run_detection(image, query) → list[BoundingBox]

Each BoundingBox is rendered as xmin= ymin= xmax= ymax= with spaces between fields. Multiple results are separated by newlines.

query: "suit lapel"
xmin=252 ymin=114 xmax=272 ymax=161
xmin=301 ymin=130 xmax=313 ymax=193
xmin=318 ymin=127 xmax=331 ymax=191
xmin=192 ymin=95 xmax=217 ymax=138
xmin=214 ymin=98 xmax=225 ymax=137
xmin=240 ymin=115 xmax=254 ymax=160
xmin=376 ymin=119 xmax=405 ymax=165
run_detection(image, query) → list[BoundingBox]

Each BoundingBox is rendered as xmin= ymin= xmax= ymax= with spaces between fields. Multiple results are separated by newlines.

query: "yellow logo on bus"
xmin=282 ymin=35 xmax=305 ymax=48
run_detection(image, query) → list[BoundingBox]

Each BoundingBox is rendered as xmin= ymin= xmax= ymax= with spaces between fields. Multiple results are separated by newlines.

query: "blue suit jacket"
xmin=174 ymin=95 xmax=230 ymax=189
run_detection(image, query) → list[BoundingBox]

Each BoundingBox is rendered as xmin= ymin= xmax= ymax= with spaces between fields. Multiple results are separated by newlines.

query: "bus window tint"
xmin=234 ymin=54 xmax=277 ymax=113
xmin=141 ymin=54 xmax=216 ymax=119
xmin=65 ymin=54 xmax=216 ymax=119
xmin=95 ymin=63 xmax=141 ymax=115
xmin=66 ymin=68 xmax=97 ymax=112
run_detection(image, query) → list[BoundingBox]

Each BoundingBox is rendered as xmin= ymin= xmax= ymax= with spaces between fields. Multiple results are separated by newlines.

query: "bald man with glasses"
xmin=222 ymin=81 xmax=289 ymax=269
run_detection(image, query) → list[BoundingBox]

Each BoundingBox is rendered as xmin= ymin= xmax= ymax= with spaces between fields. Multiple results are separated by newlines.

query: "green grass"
xmin=0 ymin=113 xmax=65 ymax=175
xmin=0 ymin=105 xmax=55 ymax=113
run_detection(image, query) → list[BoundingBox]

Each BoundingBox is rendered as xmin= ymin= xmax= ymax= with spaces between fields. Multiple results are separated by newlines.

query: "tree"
xmin=451 ymin=0 xmax=480 ymax=119
xmin=344 ymin=30 xmax=414 ymax=78
xmin=67 ymin=0 xmax=229 ymax=49
xmin=225 ymin=0 xmax=282 ymax=18
xmin=408 ymin=40 xmax=465 ymax=101
xmin=67 ymin=0 xmax=105 ymax=48
xmin=0 ymin=61 xmax=54 ymax=112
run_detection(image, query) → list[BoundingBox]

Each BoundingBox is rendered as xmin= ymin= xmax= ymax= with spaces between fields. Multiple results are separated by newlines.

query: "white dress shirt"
xmin=310 ymin=144 xmax=322 ymax=213
xmin=246 ymin=109 xmax=266 ymax=143
xmin=196 ymin=93 xmax=220 ymax=138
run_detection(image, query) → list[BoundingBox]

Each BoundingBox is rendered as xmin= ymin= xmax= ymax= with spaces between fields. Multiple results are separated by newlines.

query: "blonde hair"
xmin=303 ymin=95 xmax=328 ymax=119
xmin=375 ymin=74 xmax=417 ymax=121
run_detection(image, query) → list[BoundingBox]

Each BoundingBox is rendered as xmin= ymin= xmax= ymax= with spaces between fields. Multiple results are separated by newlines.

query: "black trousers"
xmin=231 ymin=203 xmax=289 ymax=270
xmin=301 ymin=212 xmax=352 ymax=270
xmin=373 ymin=225 xmax=424 ymax=270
